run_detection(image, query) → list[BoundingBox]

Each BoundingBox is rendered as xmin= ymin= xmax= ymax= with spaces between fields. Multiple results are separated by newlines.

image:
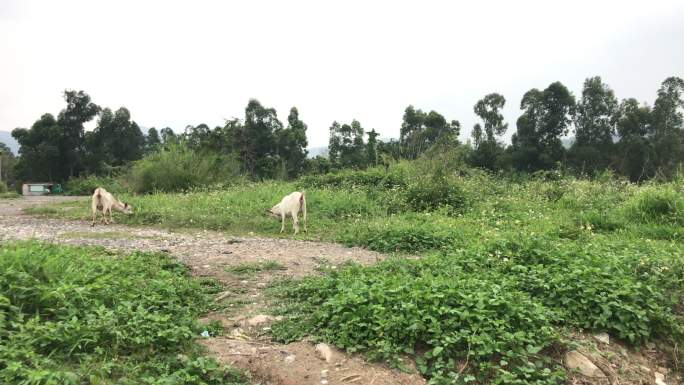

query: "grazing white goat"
xmin=91 ymin=187 xmax=133 ymax=226
xmin=267 ymin=191 xmax=307 ymax=234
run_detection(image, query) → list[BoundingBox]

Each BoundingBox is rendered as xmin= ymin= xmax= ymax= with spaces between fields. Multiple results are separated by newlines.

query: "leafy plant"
xmin=0 ymin=241 xmax=248 ymax=385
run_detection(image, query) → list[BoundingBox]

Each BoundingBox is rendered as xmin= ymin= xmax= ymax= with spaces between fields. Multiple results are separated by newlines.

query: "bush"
xmin=404 ymin=175 xmax=467 ymax=214
xmin=64 ymin=174 xmax=128 ymax=195
xmin=129 ymin=143 xmax=242 ymax=194
xmin=0 ymin=241 xmax=247 ymax=385
xmin=0 ymin=180 xmax=7 ymax=193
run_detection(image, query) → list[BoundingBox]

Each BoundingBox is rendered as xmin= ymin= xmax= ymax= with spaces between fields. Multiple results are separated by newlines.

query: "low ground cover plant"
xmin=0 ymin=241 xmax=248 ymax=385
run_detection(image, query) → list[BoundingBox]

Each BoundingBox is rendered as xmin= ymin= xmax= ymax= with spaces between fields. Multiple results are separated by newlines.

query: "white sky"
xmin=1 ymin=0 xmax=683 ymax=148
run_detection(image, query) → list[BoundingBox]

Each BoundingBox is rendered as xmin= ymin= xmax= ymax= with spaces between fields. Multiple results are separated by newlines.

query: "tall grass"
xmin=128 ymin=143 xmax=243 ymax=194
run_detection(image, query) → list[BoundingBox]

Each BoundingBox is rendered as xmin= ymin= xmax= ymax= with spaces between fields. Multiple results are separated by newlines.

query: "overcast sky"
xmin=1 ymin=0 xmax=683 ymax=148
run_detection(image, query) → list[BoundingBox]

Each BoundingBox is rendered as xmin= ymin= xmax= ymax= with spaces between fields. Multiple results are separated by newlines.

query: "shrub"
xmin=0 ymin=180 xmax=7 ymax=193
xmin=64 ymin=174 xmax=129 ymax=195
xmin=129 ymin=143 xmax=242 ymax=194
xmin=404 ymin=176 xmax=467 ymax=214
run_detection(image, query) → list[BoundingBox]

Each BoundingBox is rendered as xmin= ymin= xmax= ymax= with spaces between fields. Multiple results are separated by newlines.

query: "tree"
xmin=400 ymin=106 xmax=460 ymax=159
xmin=511 ymin=82 xmax=575 ymax=171
xmin=650 ymin=76 xmax=684 ymax=178
xmin=160 ymin=127 xmax=177 ymax=145
xmin=276 ymin=107 xmax=308 ymax=179
xmin=0 ymin=142 xmax=16 ymax=186
xmin=366 ymin=129 xmax=379 ymax=166
xmin=12 ymin=114 xmax=62 ymax=181
xmin=614 ymin=98 xmax=653 ymax=181
xmin=185 ymin=123 xmax=212 ymax=151
xmin=233 ymin=99 xmax=282 ymax=177
xmin=145 ymin=127 xmax=161 ymax=153
xmin=470 ymin=93 xmax=507 ymax=170
xmin=85 ymin=107 xmax=145 ymax=174
xmin=328 ymin=119 xmax=366 ymax=169
xmin=568 ymin=77 xmax=618 ymax=174
xmin=56 ymin=90 xmax=100 ymax=178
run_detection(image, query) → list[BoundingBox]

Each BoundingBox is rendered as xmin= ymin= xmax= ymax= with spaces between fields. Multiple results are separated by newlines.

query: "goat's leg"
xmin=280 ymin=213 xmax=285 ymax=233
xmin=292 ymin=212 xmax=299 ymax=234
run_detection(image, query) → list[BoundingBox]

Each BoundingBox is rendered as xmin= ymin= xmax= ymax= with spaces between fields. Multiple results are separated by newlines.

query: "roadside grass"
xmin=0 ymin=241 xmax=249 ymax=385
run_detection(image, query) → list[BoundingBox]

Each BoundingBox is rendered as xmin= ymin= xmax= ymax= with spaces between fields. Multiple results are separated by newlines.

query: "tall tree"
xmin=366 ymin=129 xmax=379 ymax=166
xmin=614 ymin=98 xmax=653 ymax=181
xmin=470 ymin=93 xmax=507 ymax=170
xmin=0 ymin=142 xmax=16 ymax=185
xmin=85 ymin=107 xmax=145 ymax=174
xmin=328 ymin=119 xmax=366 ymax=169
xmin=569 ymin=76 xmax=619 ymax=174
xmin=56 ymin=90 xmax=100 ymax=178
xmin=650 ymin=76 xmax=684 ymax=177
xmin=234 ymin=99 xmax=282 ymax=177
xmin=276 ymin=107 xmax=308 ymax=179
xmin=160 ymin=127 xmax=177 ymax=144
xmin=12 ymin=114 xmax=62 ymax=181
xmin=400 ymin=106 xmax=460 ymax=159
xmin=145 ymin=127 xmax=162 ymax=153
xmin=511 ymin=82 xmax=575 ymax=171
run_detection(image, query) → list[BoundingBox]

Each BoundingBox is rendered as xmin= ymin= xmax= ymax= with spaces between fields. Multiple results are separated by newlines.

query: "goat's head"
xmin=121 ymin=202 xmax=134 ymax=215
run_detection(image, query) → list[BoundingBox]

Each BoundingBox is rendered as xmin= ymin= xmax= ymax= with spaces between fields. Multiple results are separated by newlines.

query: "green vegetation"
xmin=226 ymin=261 xmax=287 ymax=276
xmin=0 ymin=241 xmax=248 ymax=385
xmin=18 ymin=156 xmax=684 ymax=384
xmin=0 ymin=191 xmax=20 ymax=199
xmin=128 ymin=143 xmax=242 ymax=194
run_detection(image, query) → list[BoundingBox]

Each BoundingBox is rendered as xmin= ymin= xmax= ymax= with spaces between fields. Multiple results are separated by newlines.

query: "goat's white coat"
xmin=268 ymin=191 xmax=307 ymax=234
xmin=91 ymin=187 xmax=132 ymax=226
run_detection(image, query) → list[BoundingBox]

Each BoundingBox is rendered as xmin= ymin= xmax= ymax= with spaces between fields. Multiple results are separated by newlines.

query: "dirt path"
xmin=0 ymin=197 xmax=425 ymax=385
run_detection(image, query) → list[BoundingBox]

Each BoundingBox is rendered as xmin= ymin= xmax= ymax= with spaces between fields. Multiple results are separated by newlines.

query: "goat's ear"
xmin=124 ymin=202 xmax=128 ymax=208
xmin=265 ymin=208 xmax=271 ymax=213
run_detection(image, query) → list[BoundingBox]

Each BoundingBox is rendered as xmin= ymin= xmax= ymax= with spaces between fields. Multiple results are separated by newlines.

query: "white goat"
xmin=91 ymin=187 xmax=133 ymax=226
xmin=267 ymin=191 xmax=307 ymax=234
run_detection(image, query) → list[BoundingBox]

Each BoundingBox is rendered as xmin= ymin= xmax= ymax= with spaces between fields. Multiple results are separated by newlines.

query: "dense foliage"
xmin=0 ymin=242 xmax=247 ymax=385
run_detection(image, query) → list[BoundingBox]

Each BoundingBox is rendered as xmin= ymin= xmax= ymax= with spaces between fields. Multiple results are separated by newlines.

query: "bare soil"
xmin=0 ymin=196 xmax=426 ymax=385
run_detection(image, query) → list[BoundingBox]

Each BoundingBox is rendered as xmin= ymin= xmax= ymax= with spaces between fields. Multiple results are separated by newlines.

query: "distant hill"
xmin=0 ymin=131 xmax=18 ymax=155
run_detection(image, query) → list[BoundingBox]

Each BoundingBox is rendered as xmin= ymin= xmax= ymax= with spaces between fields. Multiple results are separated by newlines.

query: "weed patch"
xmin=0 ymin=241 xmax=248 ymax=385
xmin=226 ymin=261 xmax=287 ymax=276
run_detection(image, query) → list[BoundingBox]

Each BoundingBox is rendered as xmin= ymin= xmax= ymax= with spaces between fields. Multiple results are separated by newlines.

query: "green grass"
xmin=0 ymin=192 xmax=20 ymax=199
xmin=21 ymin=164 xmax=684 ymax=384
xmin=0 ymin=241 xmax=249 ymax=385
xmin=226 ymin=261 xmax=287 ymax=276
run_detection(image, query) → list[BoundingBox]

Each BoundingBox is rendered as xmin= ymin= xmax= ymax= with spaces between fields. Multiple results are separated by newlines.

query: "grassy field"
xmin=23 ymin=163 xmax=684 ymax=384
xmin=0 ymin=241 xmax=248 ymax=385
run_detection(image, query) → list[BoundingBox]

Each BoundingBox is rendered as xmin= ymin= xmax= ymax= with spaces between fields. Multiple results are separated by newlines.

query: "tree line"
xmin=3 ymin=75 xmax=683 ymax=188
